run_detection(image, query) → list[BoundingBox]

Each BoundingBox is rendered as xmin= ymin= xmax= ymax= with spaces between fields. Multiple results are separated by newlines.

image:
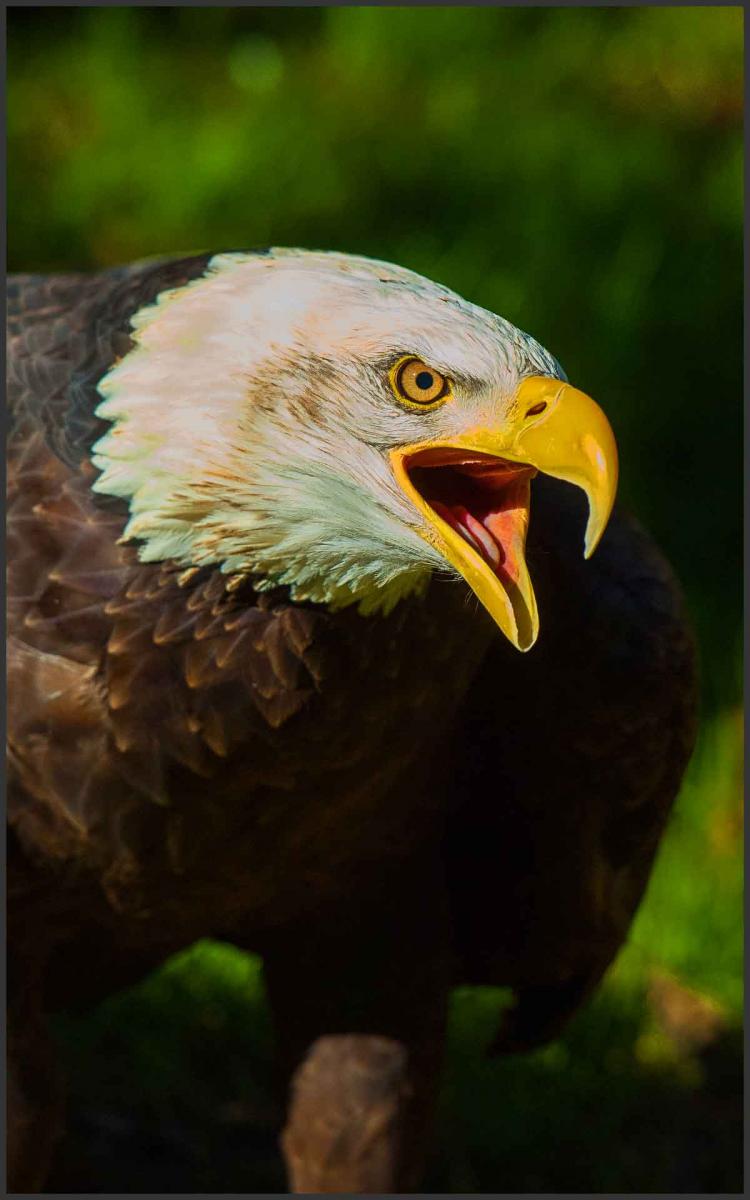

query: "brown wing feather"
xmin=6 ymin=255 xmax=329 ymax=874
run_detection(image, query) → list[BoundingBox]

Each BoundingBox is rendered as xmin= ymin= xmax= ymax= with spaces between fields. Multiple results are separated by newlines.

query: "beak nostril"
xmin=525 ymin=401 xmax=547 ymax=418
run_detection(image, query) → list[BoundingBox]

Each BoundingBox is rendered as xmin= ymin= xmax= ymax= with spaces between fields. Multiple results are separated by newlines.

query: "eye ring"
xmin=389 ymin=356 xmax=452 ymax=410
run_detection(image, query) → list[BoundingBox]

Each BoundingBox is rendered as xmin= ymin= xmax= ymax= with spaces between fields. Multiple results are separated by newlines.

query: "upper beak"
xmin=390 ymin=376 xmax=618 ymax=651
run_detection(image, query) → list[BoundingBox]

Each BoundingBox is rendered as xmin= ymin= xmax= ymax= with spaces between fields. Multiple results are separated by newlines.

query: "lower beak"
xmin=390 ymin=376 xmax=618 ymax=651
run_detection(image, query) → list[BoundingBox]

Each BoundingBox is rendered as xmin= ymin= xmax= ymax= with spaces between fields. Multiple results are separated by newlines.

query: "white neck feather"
xmin=92 ymin=252 xmax=445 ymax=614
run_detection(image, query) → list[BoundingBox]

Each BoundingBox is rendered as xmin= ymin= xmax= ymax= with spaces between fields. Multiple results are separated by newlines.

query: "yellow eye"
xmin=390 ymin=357 xmax=451 ymax=409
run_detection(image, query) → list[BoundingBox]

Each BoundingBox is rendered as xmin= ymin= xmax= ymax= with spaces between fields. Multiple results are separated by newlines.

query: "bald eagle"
xmin=7 ymin=249 xmax=697 ymax=1193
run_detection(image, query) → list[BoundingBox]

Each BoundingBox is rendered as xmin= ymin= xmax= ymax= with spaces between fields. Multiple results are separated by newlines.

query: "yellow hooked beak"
xmin=390 ymin=376 xmax=618 ymax=651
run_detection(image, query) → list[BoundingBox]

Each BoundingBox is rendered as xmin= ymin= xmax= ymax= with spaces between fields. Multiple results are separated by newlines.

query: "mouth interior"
xmin=405 ymin=446 xmax=538 ymax=643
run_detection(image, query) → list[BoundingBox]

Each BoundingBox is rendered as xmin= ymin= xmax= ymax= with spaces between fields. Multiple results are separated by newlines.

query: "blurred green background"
xmin=8 ymin=5 xmax=743 ymax=1194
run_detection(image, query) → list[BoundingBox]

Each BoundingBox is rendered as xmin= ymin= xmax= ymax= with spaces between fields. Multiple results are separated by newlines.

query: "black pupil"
xmin=415 ymin=371 xmax=434 ymax=391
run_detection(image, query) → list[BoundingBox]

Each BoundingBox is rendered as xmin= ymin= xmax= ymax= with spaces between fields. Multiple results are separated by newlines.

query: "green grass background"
xmin=8 ymin=6 xmax=742 ymax=1192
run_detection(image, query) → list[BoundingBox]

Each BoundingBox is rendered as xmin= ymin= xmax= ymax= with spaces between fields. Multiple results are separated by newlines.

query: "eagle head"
xmin=92 ymin=249 xmax=617 ymax=651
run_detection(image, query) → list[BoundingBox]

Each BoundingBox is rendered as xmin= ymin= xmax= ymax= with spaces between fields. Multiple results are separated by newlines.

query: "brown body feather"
xmin=6 ymin=259 xmax=698 ymax=1192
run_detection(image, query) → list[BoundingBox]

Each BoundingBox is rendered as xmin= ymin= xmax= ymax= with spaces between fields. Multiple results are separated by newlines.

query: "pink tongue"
xmin=430 ymin=473 xmax=532 ymax=589
xmin=483 ymin=479 xmax=531 ymax=586
xmin=431 ymin=502 xmax=503 ymax=569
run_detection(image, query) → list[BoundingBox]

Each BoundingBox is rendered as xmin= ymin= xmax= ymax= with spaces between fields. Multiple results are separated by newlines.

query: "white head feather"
xmin=92 ymin=249 xmax=563 ymax=613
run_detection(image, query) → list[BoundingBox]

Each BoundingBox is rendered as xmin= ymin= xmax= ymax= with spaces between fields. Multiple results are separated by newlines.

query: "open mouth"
xmin=389 ymin=377 xmax=618 ymax=651
xmin=402 ymin=446 xmax=539 ymax=651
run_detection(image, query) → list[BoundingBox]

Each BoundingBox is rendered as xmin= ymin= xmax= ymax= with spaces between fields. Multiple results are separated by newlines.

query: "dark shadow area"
xmin=45 ymin=944 xmax=742 ymax=1195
